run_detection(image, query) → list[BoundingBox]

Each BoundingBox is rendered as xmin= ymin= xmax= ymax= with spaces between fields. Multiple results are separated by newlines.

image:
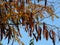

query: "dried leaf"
xmin=46 ymin=7 xmax=54 ymax=20
xmin=15 ymin=36 xmax=20 ymax=44
xmin=39 ymin=13 xmax=44 ymax=18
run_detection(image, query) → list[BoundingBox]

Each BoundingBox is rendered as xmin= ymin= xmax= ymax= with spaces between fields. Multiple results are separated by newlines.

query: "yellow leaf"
xmin=39 ymin=13 xmax=44 ymax=18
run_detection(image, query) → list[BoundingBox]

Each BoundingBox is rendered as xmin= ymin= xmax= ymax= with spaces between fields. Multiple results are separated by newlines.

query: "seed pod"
xmin=33 ymin=33 xmax=36 ymax=39
xmin=49 ymin=30 xmax=56 ymax=45
xmin=43 ymin=22 xmax=49 ymax=40
xmin=45 ymin=30 xmax=49 ymax=40
xmin=20 ymin=0 xmax=25 ymax=11
xmin=37 ymin=26 xmax=42 ymax=40
xmin=43 ymin=29 xmax=49 ymax=40
xmin=30 ymin=22 xmax=34 ymax=32
xmin=36 ymin=36 xmax=38 ymax=41
xmin=35 ymin=24 xmax=37 ymax=33
xmin=43 ymin=22 xmax=46 ymax=30
xmin=45 ymin=0 xmax=47 ymax=8
xmin=25 ymin=24 xmax=28 ymax=32
xmin=22 ymin=17 xmax=25 ymax=26
xmin=33 ymin=33 xmax=38 ymax=41
xmin=29 ymin=30 xmax=32 ymax=37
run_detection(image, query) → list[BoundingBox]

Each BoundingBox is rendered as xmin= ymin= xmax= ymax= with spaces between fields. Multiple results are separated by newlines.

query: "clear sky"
xmin=1 ymin=0 xmax=60 ymax=45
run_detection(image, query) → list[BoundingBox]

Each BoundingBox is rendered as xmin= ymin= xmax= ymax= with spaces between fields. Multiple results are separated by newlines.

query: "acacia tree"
xmin=0 ymin=0 xmax=60 ymax=45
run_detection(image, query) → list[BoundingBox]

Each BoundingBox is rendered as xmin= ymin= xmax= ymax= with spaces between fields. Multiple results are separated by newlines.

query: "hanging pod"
xmin=43 ymin=29 xmax=49 ymax=40
xmin=43 ymin=22 xmax=46 ymax=30
xmin=43 ymin=22 xmax=49 ymax=40
xmin=25 ymin=24 xmax=28 ymax=32
xmin=45 ymin=0 xmax=47 ymax=8
xmin=35 ymin=24 xmax=37 ymax=33
xmin=43 ymin=22 xmax=46 ymax=36
xmin=37 ymin=26 xmax=42 ymax=40
xmin=33 ymin=33 xmax=38 ymax=41
xmin=49 ymin=30 xmax=56 ymax=45
xmin=45 ymin=30 xmax=49 ymax=40
xmin=29 ymin=30 xmax=32 ymax=37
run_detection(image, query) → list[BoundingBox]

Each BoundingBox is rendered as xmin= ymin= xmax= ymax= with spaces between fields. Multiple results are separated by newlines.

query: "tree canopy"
xmin=0 ymin=0 xmax=60 ymax=45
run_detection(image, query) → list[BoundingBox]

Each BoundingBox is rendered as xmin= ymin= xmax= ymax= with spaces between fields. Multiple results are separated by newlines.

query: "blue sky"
xmin=1 ymin=0 xmax=60 ymax=45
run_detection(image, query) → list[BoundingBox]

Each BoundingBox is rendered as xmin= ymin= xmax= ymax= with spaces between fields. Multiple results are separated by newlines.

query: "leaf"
xmin=46 ymin=7 xmax=55 ymax=20
xmin=13 ymin=28 xmax=18 ymax=37
xmin=20 ymin=1 xmax=25 ymax=11
xmin=39 ymin=13 xmax=44 ymax=18
xmin=55 ymin=15 xmax=59 ymax=18
xmin=15 ymin=36 xmax=20 ymax=44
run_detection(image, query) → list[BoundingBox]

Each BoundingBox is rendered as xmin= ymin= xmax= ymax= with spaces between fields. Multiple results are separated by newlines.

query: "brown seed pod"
xmin=35 ymin=24 xmax=37 ymax=33
xmin=43 ymin=22 xmax=48 ymax=40
xmin=49 ymin=30 xmax=56 ymax=45
xmin=37 ymin=26 xmax=42 ymax=40
xmin=33 ymin=33 xmax=38 ymax=41
xmin=50 ymin=30 xmax=55 ymax=39
xmin=33 ymin=33 xmax=36 ymax=39
xmin=43 ymin=22 xmax=46 ymax=30
xmin=43 ymin=29 xmax=49 ymax=40
xmin=29 ymin=30 xmax=32 ymax=37
xmin=36 ymin=36 xmax=38 ymax=41
xmin=45 ymin=30 xmax=49 ymax=40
